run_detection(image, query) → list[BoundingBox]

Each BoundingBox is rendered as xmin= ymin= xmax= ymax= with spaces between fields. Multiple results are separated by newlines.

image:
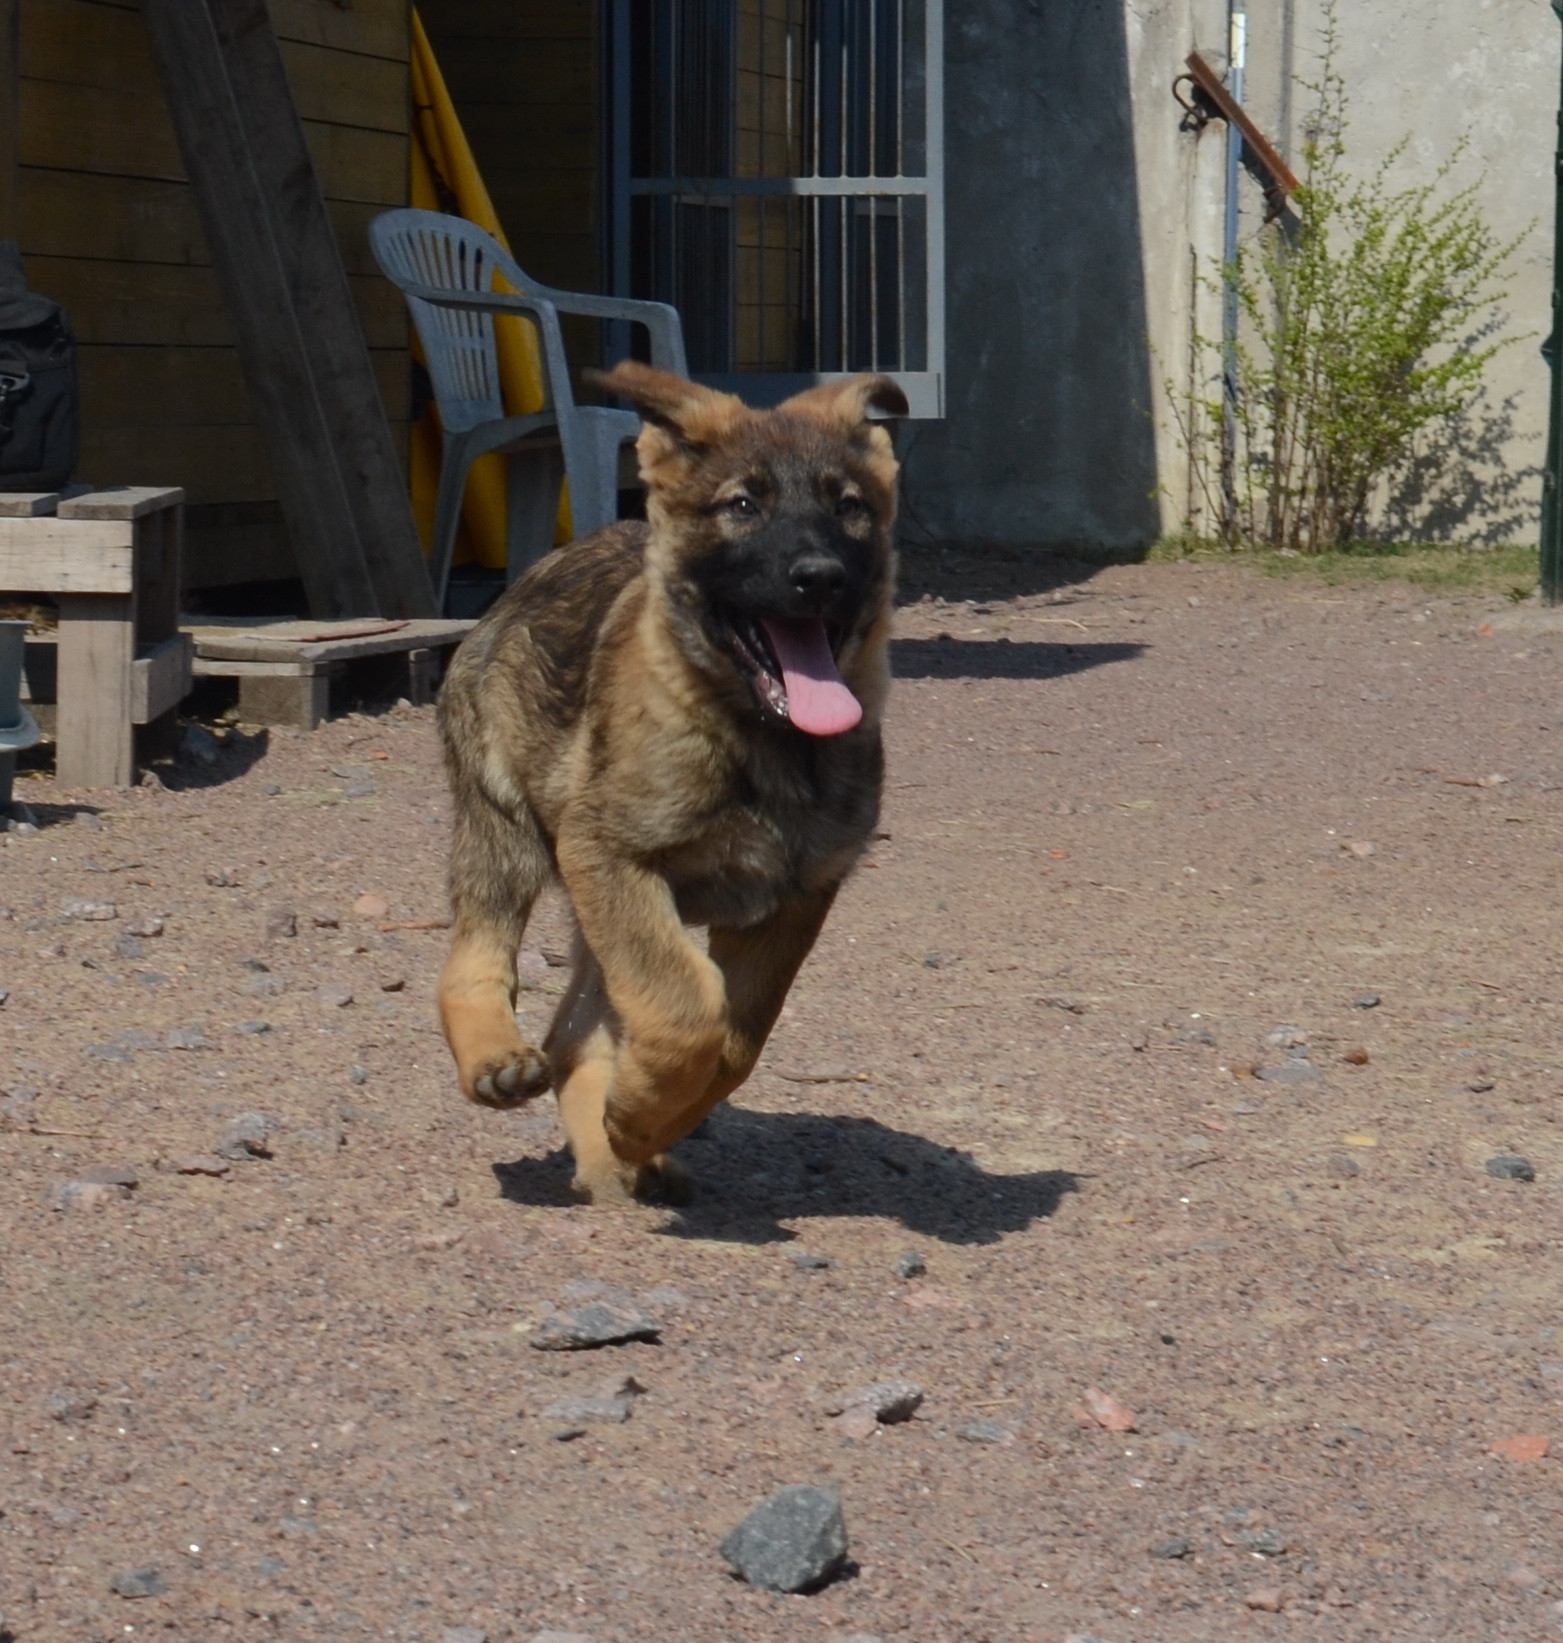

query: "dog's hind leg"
xmin=439 ymin=789 xmax=552 ymax=1107
xmin=543 ymin=935 xmax=693 ymax=1206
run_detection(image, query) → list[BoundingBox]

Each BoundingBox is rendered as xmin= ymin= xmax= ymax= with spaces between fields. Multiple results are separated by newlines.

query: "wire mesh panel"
xmin=609 ymin=0 xmax=943 ymax=417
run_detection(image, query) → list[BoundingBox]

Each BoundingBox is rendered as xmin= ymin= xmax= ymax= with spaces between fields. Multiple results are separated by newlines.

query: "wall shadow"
xmin=1377 ymin=378 xmax=1542 ymax=547
xmin=891 ymin=637 xmax=1145 ymax=681
xmin=493 ymin=1103 xmax=1079 ymax=1246
xmin=899 ymin=0 xmax=1161 ymax=557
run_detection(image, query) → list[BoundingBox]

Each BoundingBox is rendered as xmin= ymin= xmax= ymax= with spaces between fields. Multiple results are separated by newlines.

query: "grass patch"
xmin=1148 ymin=536 xmax=1538 ymax=598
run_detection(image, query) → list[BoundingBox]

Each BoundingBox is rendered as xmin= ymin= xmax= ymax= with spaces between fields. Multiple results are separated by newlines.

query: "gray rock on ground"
xmin=530 ymin=1287 xmax=661 ymax=1350
xmin=1486 ymin=1153 xmax=1535 ymax=1181
xmin=719 ymin=1484 xmax=848 ymax=1593
xmin=218 ymin=1111 xmax=280 ymax=1160
xmin=110 ymin=1567 xmax=167 ymax=1598
xmin=826 ymin=1380 xmax=924 ymax=1423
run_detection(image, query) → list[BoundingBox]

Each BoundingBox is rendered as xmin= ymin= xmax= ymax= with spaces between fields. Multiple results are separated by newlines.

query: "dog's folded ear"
xmin=586 ymin=361 xmax=745 ymax=452
xmin=779 ymin=374 xmax=910 ymax=430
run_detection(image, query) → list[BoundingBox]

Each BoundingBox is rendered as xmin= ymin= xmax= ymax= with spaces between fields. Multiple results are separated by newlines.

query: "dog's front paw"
xmin=467 ymin=1045 xmax=550 ymax=1108
xmin=638 ymin=1152 xmax=694 ymax=1206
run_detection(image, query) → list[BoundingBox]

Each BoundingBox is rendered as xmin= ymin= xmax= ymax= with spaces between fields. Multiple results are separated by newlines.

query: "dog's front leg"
xmin=556 ymin=832 xmax=727 ymax=1199
xmin=692 ymin=886 xmax=837 ymax=1123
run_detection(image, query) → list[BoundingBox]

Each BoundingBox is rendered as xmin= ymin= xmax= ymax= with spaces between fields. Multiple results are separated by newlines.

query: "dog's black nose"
xmin=789 ymin=555 xmax=846 ymax=603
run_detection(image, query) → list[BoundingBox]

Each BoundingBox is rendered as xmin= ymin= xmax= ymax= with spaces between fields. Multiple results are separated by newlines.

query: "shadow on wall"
xmin=1378 ymin=381 xmax=1543 ymax=547
xmin=493 ymin=1103 xmax=1080 ymax=1246
xmin=902 ymin=0 xmax=1160 ymax=557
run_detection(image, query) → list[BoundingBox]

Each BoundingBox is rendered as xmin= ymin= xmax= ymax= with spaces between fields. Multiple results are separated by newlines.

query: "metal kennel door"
xmin=606 ymin=0 xmax=944 ymax=418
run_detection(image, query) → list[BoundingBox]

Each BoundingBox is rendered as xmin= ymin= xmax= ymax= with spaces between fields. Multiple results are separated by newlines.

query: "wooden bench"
xmin=186 ymin=616 xmax=476 ymax=729
xmin=0 ymin=487 xmax=191 ymax=788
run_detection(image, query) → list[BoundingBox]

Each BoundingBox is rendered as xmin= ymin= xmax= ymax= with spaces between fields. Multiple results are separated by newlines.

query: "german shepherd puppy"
xmin=436 ymin=362 xmax=907 ymax=1204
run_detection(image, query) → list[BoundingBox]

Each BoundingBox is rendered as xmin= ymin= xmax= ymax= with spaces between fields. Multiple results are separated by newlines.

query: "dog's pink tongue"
xmin=760 ymin=617 xmax=862 ymax=736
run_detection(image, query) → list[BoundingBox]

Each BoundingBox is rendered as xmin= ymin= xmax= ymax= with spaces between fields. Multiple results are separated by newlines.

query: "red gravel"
xmin=2 ymin=558 xmax=1562 ymax=1641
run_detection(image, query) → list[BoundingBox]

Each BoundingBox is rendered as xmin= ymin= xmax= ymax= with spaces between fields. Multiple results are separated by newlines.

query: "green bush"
xmin=1171 ymin=7 xmax=1524 ymax=553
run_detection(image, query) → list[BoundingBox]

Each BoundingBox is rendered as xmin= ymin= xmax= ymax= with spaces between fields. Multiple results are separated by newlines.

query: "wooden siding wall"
xmin=11 ymin=0 xmax=411 ymax=589
xmin=421 ymin=0 xmax=599 ymax=360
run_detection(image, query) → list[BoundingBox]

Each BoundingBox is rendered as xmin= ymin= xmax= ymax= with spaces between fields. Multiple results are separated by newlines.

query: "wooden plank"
xmin=0 ymin=492 xmax=60 ymax=517
xmin=141 ymin=0 xmax=432 ymax=619
xmin=278 ymin=38 xmax=408 ymax=134
xmin=77 ymin=342 xmax=407 ymax=427
xmin=55 ymin=592 xmax=135 ymax=787
xmin=131 ymin=631 xmax=193 ymax=723
xmin=79 ymin=424 xmax=276 ymax=504
xmin=133 ymin=503 xmax=182 ymax=646
xmin=432 ymin=39 xmax=596 ymax=107
xmin=20 ymin=0 xmax=155 ymax=90
xmin=18 ymin=170 xmax=206 ymax=264
xmin=59 ymin=486 xmax=185 ymax=520
xmin=0 ymin=0 xmax=18 ymax=239
xmin=20 ymin=76 xmax=408 ymax=203
xmin=19 ymin=78 xmax=185 ymax=181
xmin=20 ymin=171 xmax=398 ymax=276
xmin=191 ymin=616 xmax=473 ymax=663
xmin=30 ymin=258 xmax=405 ymax=350
xmin=194 ymin=655 xmax=314 ymax=677
xmin=421 ymin=0 xmax=594 ymax=37
xmin=269 ymin=0 xmax=408 ymax=61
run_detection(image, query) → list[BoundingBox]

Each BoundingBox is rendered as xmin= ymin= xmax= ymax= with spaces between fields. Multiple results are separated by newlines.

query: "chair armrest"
xmin=404 ymin=287 xmax=575 ymax=418
xmin=532 ymin=292 xmax=689 ymax=375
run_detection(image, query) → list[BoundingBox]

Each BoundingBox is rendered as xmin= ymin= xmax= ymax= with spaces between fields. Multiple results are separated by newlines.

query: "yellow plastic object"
xmin=408 ymin=10 xmax=571 ymax=568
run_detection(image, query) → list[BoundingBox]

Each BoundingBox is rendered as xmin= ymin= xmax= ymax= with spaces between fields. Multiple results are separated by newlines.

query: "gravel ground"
xmin=2 ymin=558 xmax=1563 ymax=1642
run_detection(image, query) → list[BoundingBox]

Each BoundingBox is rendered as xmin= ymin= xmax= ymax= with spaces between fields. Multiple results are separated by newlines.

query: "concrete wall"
xmin=905 ymin=0 xmax=1557 ymax=554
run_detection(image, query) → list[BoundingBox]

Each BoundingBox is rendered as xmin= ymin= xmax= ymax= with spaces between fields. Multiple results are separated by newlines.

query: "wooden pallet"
xmin=186 ymin=615 xmax=476 ymax=729
xmin=0 ymin=486 xmax=191 ymax=788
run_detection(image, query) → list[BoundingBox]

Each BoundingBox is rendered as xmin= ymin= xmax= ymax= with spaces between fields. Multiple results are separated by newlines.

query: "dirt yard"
xmin=2 ymin=556 xmax=1562 ymax=1643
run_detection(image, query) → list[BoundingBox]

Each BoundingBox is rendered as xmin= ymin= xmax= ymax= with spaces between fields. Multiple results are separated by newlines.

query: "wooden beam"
xmin=139 ymin=0 xmax=433 ymax=619
xmin=0 ymin=0 xmax=17 ymax=241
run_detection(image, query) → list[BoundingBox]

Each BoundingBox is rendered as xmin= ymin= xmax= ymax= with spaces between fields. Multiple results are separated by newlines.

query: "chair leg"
xmin=430 ymin=434 xmax=472 ymax=616
xmin=571 ymin=425 xmax=628 ymax=539
xmin=505 ymin=444 xmax=565 ymax=583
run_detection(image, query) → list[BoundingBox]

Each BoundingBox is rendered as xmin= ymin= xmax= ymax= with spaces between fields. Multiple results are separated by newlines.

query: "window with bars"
xmin=606 ymin=0 xmax=944 ymax=417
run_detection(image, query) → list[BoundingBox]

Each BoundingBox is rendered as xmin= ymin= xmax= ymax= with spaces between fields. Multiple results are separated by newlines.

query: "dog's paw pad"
xmin=471 ymin=1048 xmax=549 ymax=1108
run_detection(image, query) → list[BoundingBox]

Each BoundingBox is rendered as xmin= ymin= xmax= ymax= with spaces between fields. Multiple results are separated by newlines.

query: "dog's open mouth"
xmin=724 ymin=615 xmax=863 ymax=736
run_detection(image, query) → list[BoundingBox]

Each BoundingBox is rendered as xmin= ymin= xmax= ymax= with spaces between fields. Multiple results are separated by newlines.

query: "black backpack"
xmin=0 ymin=241 xmax=78 ymax=493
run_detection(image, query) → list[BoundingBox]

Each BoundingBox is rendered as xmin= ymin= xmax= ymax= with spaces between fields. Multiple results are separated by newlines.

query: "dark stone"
xmin=111 ymin=1567 xmax=167 ymax=1598
xmin=790 ymin=1251 xmax=830 ymax=1270
xmin=1248 ymin=1527 xmax=1288 ymax=1556
xmin=1353 ymin=993 xmax=1381 ymax=1009
xmin=893 ymin=1251 xmax=927 ymax=1280
xmin=1151 ymin=1536 xmax=1192 ymax=1559
xmin=530 ymin=1294 xmax=661 ymax=1351
xmin=235 ymin=1020 xmax=272 ymax=1035
xmin=1486 ymin=1154 xmax=1535 ymax=1182
xmin=719 ymin=1484 xmax=848 ymax=1593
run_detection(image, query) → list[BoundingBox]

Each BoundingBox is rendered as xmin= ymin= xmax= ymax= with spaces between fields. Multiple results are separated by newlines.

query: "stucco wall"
xmin=905 ymin=0 xmax=1557 ymax=554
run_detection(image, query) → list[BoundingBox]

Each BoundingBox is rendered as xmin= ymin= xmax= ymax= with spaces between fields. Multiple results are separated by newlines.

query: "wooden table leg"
xmin=56 ymin=592 xmax=135 ymax=788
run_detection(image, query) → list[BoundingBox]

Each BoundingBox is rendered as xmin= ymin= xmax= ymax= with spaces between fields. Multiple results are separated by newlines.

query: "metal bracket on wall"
xmin=1174 ymin=50 xmax=1298 ymax=224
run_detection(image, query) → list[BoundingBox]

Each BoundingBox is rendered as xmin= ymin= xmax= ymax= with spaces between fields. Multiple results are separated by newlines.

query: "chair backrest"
xmin=369 ymin=209 xmax=543 ymax=437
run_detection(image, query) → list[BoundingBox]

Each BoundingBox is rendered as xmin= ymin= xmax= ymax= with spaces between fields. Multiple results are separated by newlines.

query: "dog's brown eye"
xmin=727 ymin=495 xmax=759 ymax=518
xmin=835 ymin=494 xmax=865 ymax=518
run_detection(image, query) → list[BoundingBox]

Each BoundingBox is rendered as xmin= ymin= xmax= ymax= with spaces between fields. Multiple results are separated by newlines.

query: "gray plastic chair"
xmin=370 ymin=209 xmax=686 ymax=612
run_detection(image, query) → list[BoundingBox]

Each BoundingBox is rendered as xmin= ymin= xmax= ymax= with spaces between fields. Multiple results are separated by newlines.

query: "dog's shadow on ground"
xmin=492 ymin=1103 xmax=1079 ymax=1245
xmin=890 ymin=637 xmax=1144 ymax=681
